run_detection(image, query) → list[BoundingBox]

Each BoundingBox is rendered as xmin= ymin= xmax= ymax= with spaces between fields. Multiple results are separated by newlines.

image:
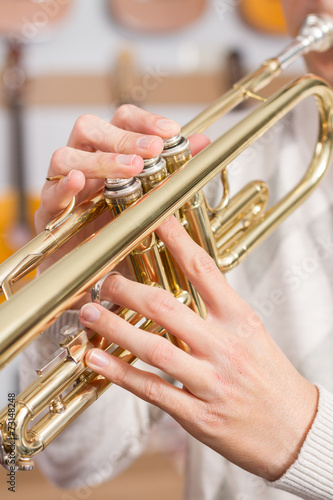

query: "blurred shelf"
xmin=0 ymin=451 xmax=183 ymax=499
xmin=0 ymin=71 xmax=298 ymax=107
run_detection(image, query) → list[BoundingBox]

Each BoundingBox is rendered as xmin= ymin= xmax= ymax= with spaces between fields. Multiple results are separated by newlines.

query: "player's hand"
xmin=34 ymin=104 xmax=209 ymax=273
xmin=80 ymin=216 xmax=318 ymax=482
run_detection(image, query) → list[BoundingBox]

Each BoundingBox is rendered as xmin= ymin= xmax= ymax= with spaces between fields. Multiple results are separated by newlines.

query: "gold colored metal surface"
xmin=138 ymin=157 xmax=168 ymax=193
xmin=8 ymin=304 xmax=166 ymax=467
xmin=181 ymin=58 xmax=281 ymax=137
xmin=104 ymin=178 xmax=143 ymax=217
xmin=0 ymin=76 xmax=332 ymax=469
xmin=161 ymin=135 xmax=207 ymax=317
xmin=0 ymin=189 xmax=108 ymax=296
xmin=1 ymin=14 xmax=333 ymax=469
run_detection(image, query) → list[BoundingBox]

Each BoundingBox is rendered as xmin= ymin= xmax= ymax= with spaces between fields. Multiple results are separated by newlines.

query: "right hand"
xmin=81 ymin=216 xmax=318 ymax=482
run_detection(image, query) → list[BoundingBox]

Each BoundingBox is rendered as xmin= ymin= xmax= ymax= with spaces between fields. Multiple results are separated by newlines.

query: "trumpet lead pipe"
xmin=0 ymin=190 xmax=107 ymax=296
xmin=0 ymin=76 xmax=332 ymax=369
xmin=277 ymin=14 xmax=333 ymax=69
xmin=182 ymin=14 xmax=333 ymax=138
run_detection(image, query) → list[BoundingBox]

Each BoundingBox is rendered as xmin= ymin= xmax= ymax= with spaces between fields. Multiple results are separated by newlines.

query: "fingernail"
xmin=116 ymin=154 xmax=135 ymax=165
xmin=80 ymin=304 xmax=101 ymax=323
xmin=64 ymin=170 xmax=74 ymax=183
xmin=137 ymin=136 xmax=156 ymax=150
xmin=156 ymin=119 xmax=177 ymax=131
xmin=86 ymin=349 xmax=110 ymax=368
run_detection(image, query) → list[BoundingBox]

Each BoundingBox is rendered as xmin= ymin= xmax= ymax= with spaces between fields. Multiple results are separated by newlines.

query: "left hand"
xmin=80 ymin=216 xmax=318 ymax=482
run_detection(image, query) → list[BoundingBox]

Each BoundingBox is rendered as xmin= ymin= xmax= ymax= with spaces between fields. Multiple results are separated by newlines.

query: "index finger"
xmin=111 ymin=104 xmax=180 ymax=138
xmin=156 ymin=217 xmax=250 ymax=321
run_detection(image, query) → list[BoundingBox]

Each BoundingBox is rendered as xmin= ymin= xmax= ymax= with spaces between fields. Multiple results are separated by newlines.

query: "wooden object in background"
xmin=0 ymin=452 xmax=183 ymax=500
xmin=112 ymin=48 xmax=141 ymax=106
xmin=109 ymin=0 xmax=207 ymax=33
xmin=0 ymin=0 xmax=71 ymax=37
xmin=0 ymin=71 xmax=295 ymax=107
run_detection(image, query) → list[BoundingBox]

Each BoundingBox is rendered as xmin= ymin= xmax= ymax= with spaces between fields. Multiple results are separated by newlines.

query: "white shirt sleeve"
xmin=269 ymin=385 xmax=333 ymax=499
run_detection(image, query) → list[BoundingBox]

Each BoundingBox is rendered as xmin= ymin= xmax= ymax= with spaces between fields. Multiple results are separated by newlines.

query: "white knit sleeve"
xmin=270 ymin=385 xmax=333 ymax=499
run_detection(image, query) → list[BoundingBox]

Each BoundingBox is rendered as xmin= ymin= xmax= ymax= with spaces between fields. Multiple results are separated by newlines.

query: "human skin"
xmin=34 ymin=106 xmax=209 ymax=278
xmin=33 ymin=103 xmax=317 ymax=482
xmin=33 ymin=1 xmax=332 ymax=483
xmin=35 ymin=106 xmax=182 ymax=234
xmin=78 ymin=2 xmax=332 ymax=481
xmin=81 ymin=216 xmax=318 ymax=482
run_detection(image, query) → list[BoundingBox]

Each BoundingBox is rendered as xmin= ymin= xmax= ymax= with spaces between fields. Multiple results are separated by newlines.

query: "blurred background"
xmin=0 ymin=0 xmax=304 ymax=498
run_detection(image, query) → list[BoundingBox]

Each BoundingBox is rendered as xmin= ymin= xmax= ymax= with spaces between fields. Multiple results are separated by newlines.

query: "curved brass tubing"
xmin=1 ymin=75 xmax=332 ymax=372
xmin=1 ymin=14 xmax=333 ymax=469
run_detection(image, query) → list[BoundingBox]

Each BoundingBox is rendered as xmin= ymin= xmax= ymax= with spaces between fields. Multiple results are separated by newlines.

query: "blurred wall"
xmin=0 ymin=0 xmax=295 ymax=194
xmin=0 ymin=0 xmax=304 ymax=404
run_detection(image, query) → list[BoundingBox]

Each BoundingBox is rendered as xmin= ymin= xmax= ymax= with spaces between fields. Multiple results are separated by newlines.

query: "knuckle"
xmin=73 ymin=114 xmax=95 ymax=137
xmin=145 ymin=289 xmax=178 ymax=318
xmin=145 ymin=338 xmax=172 ymax=370
xmin=103 ymin=274 xmax=124 ymax=299
xmin=235 ymin=310 xmax=265 ymax=340
xmin=190 ymin=251 xmax=217 ymax=279
xmin=113 ymin=130 xmax=132 ymax=153
xmin=95 ymin=151 xmax=108 ymax=171
xmin=111 ymin=359 xmax=129 ymax=385
xmin=195 ymin=403 xmax=220 ymax=430
xmin=143 ymin=377 xmax=163 ymax=403
xmin=114 ymin=104 xmax=135 ymax=124
xmin=49 ymin=147 xmax=68 ymax=174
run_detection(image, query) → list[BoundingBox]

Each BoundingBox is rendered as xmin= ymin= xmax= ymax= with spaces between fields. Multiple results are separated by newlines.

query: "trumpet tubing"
xmin=0 ymin=14 xmax=333 ymax=471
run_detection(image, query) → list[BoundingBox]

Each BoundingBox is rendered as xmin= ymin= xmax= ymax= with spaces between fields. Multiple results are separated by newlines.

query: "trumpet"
xmin=1 ymin=13 xmax=333 ymax=471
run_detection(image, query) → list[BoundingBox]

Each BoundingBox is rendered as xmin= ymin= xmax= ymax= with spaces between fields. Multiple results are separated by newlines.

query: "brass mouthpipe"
xmin=182 ymin=58 xmax=281 ymax=138
xmin=0 ymin=189 xmax=107 ymax=296
xmin=1 ymin=15 xmax=333 ymax=470
xmin=0 ymin=76 xmax=332 ymax=370
xmin=182 ymin=14 xmax=333 ymax=138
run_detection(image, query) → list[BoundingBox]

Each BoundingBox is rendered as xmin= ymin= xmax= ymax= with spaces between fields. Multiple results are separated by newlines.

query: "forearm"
xmin=270 ymin=385 xmax=333 ymax=500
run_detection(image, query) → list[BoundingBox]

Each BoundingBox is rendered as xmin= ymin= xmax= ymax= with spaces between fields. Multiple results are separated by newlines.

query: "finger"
xmin=35 ymin=169 xmax=85 ymax=231
xmin=188 ymin=134 xmax=210 ymax=157
xmin=67 ymin=114 xmax=164 ymax=157
xmin=80 ymin=303 xmax=211 ymax=396
xmin=111 ymin=104 xmax=180 ymax=139
xmin=47 ymin=147 xmax=144 ymax=179
xmin=96 ymin=274 xmax=209 ymax=351
xmin=85 ymin=349 xmax=199 ymax=424
xmin=156 ymin=216 xmax=249 ymax=321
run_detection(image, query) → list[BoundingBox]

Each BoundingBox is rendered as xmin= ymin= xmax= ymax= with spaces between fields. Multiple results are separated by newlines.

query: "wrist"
xmin=269 ymin=384 xmax=333 ymax=498
xmin=266 ymin=380 xmax=319 ymax=482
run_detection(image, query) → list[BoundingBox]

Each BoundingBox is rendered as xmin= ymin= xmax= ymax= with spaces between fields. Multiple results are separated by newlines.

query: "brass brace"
xmin=234 ymin=85 xmax=267 ymax=103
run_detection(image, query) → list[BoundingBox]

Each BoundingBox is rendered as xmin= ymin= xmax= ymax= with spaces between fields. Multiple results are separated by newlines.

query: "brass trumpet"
xmin=1 ymin=14 xmax=333 ymax=471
